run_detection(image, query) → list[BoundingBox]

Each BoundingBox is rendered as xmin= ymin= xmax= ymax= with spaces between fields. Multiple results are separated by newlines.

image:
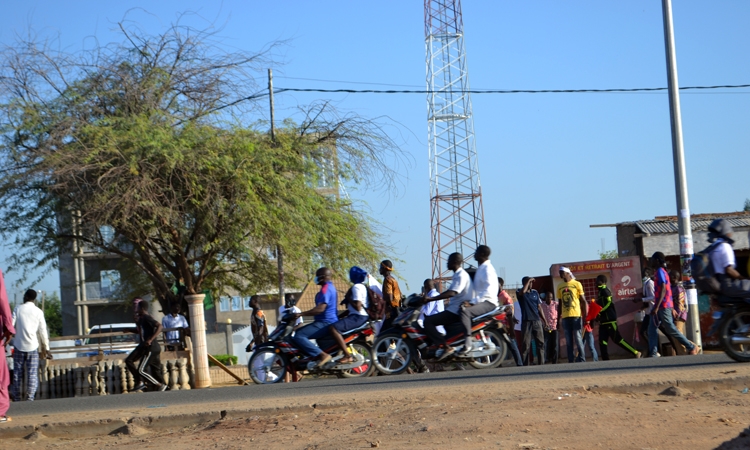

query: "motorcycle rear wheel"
xmin=719 ymin=309 xmax=750 ymax=363
xmin=468 ymin=329 xmax=508 ymax=369
xmin=338 ymin=342 xmax=376 ymax=378
xmin=248 ymin=348 xmax=288 ymax=384
xmin=373 ymin=333 xmax=415 ymax=375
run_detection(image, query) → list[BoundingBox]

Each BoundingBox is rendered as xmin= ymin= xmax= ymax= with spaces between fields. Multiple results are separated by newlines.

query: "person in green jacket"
xmin=596 ymin=275 xmax=641 ymax=360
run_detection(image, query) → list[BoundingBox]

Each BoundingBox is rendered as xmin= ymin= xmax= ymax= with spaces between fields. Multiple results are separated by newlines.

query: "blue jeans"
xmin=582 ymin=330 xmax=599 ymax=362
xmin=292 ymin=320 xmax=334 ymax=357
xmin=562 ymin=317 xmax=586 ymax=363
xmin=648 ymin=307 xmax=695 ymax=356
xmin=508 ymin=335 xmax=523 ymax=366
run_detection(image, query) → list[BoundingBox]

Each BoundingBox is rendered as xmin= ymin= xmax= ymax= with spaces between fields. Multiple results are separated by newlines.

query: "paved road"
xmin=8 ymin=353 xmax=743 ymax=418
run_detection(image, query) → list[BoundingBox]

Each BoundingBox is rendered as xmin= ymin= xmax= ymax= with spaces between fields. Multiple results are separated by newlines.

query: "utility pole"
xmin=268 ymin=68 xmax=276 ymax=142
xmin=661 ymin=0 xmax=701 ymax=349
xmin=268 ymin=68 xmax=284 ymax=307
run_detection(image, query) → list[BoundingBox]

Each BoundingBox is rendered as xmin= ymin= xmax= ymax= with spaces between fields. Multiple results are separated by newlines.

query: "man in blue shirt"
xmin=516 ymin=277 xmax=549 ymax=366
xmin=292 ymin=267 xmax=339 ymax=367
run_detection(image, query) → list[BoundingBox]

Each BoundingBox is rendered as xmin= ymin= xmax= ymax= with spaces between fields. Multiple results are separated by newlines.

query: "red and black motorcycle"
xmin=372 ymin=295 xmax=511 ymax=375
xmin=247 ymin=313 xmax=377 ymax=384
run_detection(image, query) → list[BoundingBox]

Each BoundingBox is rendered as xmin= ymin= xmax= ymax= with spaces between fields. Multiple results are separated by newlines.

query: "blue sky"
xmin=1 ymin=1 xmax=749 ymax=301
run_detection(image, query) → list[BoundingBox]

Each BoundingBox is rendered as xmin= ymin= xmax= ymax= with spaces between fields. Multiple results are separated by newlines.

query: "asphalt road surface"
xmin=9 ymin=353 xmax=743 ymax=418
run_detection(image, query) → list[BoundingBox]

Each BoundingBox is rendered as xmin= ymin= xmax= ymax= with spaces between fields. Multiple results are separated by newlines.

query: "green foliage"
xmin=744 ymin=198 xmax=750 ymax=212
xmin=599 ymin=249 xmax=619 ymax=260
xmin=210 ymin=354 xmax=238 ymax=367
xmin=42 ymin=292 xmax=63 ymax=338
xmin=0 ymin=21 xmax=404 ymax=310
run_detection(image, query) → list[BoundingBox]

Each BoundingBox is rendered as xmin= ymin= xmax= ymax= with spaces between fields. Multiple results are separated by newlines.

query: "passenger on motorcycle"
xmin=457 ymin=245 xmax=499 ymax=357
xmin=291 ymin=267 xmax=339 ymax=367
xmin=423 ymin=252 xmax=475 ymax=361
xmin=707 ymin=219 xmax=750 ymax=299
xmin=327 ymin=266 xmax=371 ymax=364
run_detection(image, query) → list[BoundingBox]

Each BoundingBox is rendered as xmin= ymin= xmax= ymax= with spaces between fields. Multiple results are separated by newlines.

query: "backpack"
xmin=342 ymin=284 xmax=386 ymax=321
xmin=365 ymin=286 xmax=387 ymax=321
xmin=691 ymin=242 xmax=721 ymax=294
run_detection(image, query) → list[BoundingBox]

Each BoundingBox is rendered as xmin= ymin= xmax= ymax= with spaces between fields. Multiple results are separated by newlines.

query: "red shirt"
xmin=654 ymin=268 xmax=674 ymax=311
xmin=498 ymin=290 xmax=514 ymax=329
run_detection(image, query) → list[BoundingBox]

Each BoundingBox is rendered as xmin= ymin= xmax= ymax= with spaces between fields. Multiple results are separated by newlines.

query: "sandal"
xmin=0 ymin=416 xmax=11 ymax=423
xmin=338 ymin=355 xmax=355 ymax=364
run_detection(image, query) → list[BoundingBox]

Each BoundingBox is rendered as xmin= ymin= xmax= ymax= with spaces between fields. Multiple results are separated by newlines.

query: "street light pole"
xmin=661 ymin=0 xmax=701 ymax=349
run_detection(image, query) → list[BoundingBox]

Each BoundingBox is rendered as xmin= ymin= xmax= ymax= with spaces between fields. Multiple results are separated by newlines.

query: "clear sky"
xmin=1 ymin=1 xmax=749 ymax=301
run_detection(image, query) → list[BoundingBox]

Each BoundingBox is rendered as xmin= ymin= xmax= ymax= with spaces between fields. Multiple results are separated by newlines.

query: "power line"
xmin=275 ymin=83 xmax=750 ymax=95
xmin=275 ymin=75 xmax=423 ymax=88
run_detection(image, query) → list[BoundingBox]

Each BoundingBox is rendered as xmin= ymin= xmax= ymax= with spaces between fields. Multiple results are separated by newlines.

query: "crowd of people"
xmin=252 ymin=243 xmax=704 ymax=376
xmin=0 ymin=218 xmax=746 ymax=421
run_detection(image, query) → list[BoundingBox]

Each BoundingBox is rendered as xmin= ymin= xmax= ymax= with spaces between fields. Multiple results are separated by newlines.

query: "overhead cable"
xmin=274 ymin=83 xmax=750 ymax=95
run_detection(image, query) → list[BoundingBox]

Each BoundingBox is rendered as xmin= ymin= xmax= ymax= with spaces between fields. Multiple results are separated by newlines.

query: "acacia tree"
xmin=0 ymin=21 xmax=405 ymax=310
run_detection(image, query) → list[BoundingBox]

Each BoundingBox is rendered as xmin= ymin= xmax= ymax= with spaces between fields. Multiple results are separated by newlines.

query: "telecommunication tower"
xmin=425 ymin=0 xmax=487 ymax=280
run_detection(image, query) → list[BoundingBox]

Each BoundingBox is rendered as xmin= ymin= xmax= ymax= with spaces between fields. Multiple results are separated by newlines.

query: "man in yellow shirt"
xmin=556 ymin=267 xmax=588 ymax=363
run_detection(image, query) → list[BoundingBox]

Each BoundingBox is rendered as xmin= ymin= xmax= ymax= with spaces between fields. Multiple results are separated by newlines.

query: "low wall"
xmin=17 ymin=358 xmax=194 ymax=401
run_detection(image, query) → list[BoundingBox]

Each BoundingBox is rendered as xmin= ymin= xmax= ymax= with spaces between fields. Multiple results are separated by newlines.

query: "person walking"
xmin=161 ymin=303 xmax=190 ymax=351
xmin=557 ymin=267 xmax=588 ymax=363
xmin=580 ymin=319 xmax=599 ymax=362
xmin=647 ymin=252 xmax=699 ymax=357
xmin=0 ymin=269 xmax=15 ymax=423
xmin=380 ymin=260 xmax=403 ymax=331
xmin=595 ymin=275 xmax=641 ymax=360
xmin=517 ymin=277 xmax=548 ymax=365
xmin=540 ymin=292 xmax=559 ymax=364
xmin=498 ymin=278 xmax=523 ymax=366
xmin=248 ymin=295 xmax=269 ymax=350
xmin=11 ymin=289 xmax=50 ymax=402
xmin=125 ymin=301 xmax=168 ymax=392
xmin=669 ymin=269 xmax=689 ymax=355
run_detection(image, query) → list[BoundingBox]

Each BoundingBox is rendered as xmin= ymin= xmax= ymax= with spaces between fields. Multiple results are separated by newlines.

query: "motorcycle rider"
xmin=326 ymin=266 xmax=371 ymax=364
xmin=457 ymin=245 xmax=499 ymax=357
xmin=291 ymin=267 xmax=338 ymax=367
xmin=707 ymin=219 xmax=750 ymax=298
xmin=423 ymin=252 xmax=474 ymax=361
xmin=278 ymin=294 xmax=302 ymax=328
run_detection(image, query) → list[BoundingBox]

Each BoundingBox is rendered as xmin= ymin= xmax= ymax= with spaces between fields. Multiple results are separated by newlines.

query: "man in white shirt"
xmin=707 ymin=219 xmax=750 ymax=298
xmin=418 ymin=279 xmax=444 ymax=334
xmin=278 ymin=294 xmax=303 ymax=327
xmin=458 ymin=245 xmax=499 ymax=356
xmin=161 ymin=304 xmax=190 ymax=350
xmin=423 ymin=252 xmax=474 ymax=361
xmin=634 ymin=268 xmax=655 ymax=349
xmin=11 ymin=290 xmax=50 ymax=402
xmin=325 ymin=266 xmax=371 ymax=364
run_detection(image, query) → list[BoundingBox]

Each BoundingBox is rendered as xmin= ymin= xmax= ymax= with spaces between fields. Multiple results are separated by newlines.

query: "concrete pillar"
xmin=185 ymin=293 xmax=211 ymax=388
xmin=225 ymin=319 xmax=233 ymax=357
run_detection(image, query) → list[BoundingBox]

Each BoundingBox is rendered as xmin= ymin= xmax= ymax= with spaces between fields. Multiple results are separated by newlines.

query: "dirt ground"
xmin=7 ymin=363 xmax=750 ymax=450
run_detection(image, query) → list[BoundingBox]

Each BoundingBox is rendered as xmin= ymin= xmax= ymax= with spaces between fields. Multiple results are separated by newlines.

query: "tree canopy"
xmin=0 ymin=21 xmax=406 ymax=307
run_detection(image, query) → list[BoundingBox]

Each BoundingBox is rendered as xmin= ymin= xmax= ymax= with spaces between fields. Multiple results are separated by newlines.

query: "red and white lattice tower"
xmin=425 ymin=0 xmax=487 ymax=280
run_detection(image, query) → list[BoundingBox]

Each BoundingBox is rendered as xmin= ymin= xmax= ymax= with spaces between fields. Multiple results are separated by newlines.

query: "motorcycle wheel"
xmin=248 ymin=348 xmax=288 ymax=384
xmin=468 ymin=329 xmax=508 ymax=369
xmin=338 ymin=342 xmax=376 ymax=378
xmin=372 ymin=333 xmax=415 ymax=375
xmin=719 ymin=308 xmax=750 ymax=363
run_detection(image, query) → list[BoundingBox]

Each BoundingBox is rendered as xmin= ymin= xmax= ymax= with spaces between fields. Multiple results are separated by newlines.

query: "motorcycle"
xmin=372 ymin=294 xmax=511 ymax=375
xmin=247 ymin=313 xmax=377 ymax=384
xmin=709 ymin=294 xmax=750 ymax=362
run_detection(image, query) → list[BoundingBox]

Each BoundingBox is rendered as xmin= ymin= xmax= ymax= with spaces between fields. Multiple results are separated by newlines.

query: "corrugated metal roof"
xmin=632 ymin=214 xmax=750 ymax=235
xmin=297 ymin=277 xmax=349 ymax=312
